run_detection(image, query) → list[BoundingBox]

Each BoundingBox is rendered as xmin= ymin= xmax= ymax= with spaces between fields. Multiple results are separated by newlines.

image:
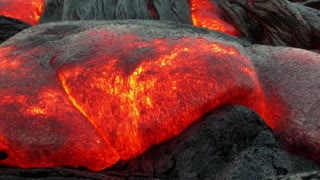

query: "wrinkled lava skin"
xmin=0 ymin=0 xmax=44 ymax=25
xmin=0 ymin=21 xmax=320 ymax=170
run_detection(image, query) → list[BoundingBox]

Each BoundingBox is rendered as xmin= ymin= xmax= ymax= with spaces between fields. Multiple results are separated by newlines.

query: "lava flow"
xmin=0 ymin=0 xmax=44 ymax=25
xmin=0 ymin=28 xmax=267 ymax=170
xmin=57 ymin=32 xmax=266 ymax=161
xmin=1 ymin=19 xmax=320 ymax=171
xmin=190 ymin=0 xmax=239 ymax=36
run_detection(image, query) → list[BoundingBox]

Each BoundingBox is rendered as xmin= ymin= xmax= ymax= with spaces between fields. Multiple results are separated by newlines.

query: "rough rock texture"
xmin=104 ymin=106 xmax=320 ymax=179
xmin=0 ymin=16 xmax=30 ymax=44
xmin=292 ymin=0 xmax=320 ymax=9
xmin=151 ymin=0 xmax=191 ymax=23
xmin=219 ymin=0 xmax=320 ymax=49
xmin=1 ymin=106 xmax=319 ymax=179
xmin=38 ymin=0 xmax=320 ymax=50
xmin=39 ymin=0 xmax=191 ymax=24
xmin=268 ymin=171 xmax=320 ymax=180
xmin=0 ymin=168 xmax=122 ymax=180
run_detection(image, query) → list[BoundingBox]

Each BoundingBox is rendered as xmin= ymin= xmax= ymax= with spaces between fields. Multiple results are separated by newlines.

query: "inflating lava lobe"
xmin=0 ymin=0 xmax=44 ymax=25
xmin=0 ymin=31 xmax=267 ymax=170
xmin=57 ymin=33 xmax=267 ymax=161
xmin=190 ymin=0 xmax=239 ymax=36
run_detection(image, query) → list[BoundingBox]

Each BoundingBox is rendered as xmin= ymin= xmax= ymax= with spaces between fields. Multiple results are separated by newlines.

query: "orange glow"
xmin=0 ymin=0 xmax=44 ymax=25
xmin=0 ymin=34 xmax=268 ymax=170
xmin=56 ymin=32 xmax=266 ymax=163
xmin=190 ymin=0 xmax=239 ymax=36
xmin=19 ymin=23 xmax=320 ymax=173
xmin=0 ymin=45 xmax=119 ymax=171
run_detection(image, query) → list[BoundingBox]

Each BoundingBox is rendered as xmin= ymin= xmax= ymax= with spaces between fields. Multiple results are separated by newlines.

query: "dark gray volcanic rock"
xmin=39 ymin=0 xmax=320 ymax=50
xmin=39 ymin=0 xmax=152 ymax=23
xmin=1 ymin=106 xmax=319 ymax=179
xmin=3 ymin=20 xmax=250 ymax=48
xmin=103 ymin=106 xmax=320 ymax=179
xmin=0 ymin=168 xmax=122 ymax=180
xmin=292 ymin=0 xmax=320 ymax=9
xmin=39 ymin=0 xmax=191 ymax=24
xmin=151 ymin=0 xmax=191 ymax=23
xmin=219 ymin=0 xmax=320 ymax=49
xmin=268 ymin=171 xmax=320 ymax=180
xmin=0 ymin=16 xmax=30 ymax=44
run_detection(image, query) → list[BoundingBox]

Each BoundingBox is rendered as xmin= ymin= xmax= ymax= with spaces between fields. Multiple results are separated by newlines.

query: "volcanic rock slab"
xmin=0 ymin=20 xmax=320 ymax=171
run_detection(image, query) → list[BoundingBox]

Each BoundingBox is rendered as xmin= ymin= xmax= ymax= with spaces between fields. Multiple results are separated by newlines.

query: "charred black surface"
xmin=0 ymin=16 xmax=30 ymax=44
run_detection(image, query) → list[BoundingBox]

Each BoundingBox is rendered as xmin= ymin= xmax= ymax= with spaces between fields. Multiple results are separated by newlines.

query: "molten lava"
xmin=0 ymin=0 xmax=44 ymax=25
xmin=57 ymin=33 xmax=266 ymax=160
xmin=0 ymin=29 xmax=266 ymax=170
xmin=1 ymin=21 xmax=320 ymax=171
xmin=190 ymin=0 xmax=239 ymax=36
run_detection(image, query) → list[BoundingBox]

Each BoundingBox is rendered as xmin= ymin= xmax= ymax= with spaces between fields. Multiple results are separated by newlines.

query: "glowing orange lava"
xmin=2 ymin=24 xmax=320 ymax=171
xmin=0 ymin=45 xmax=119 ymax=170
xmin=0 ymin=0 xmax=44 ymax=25
xmin=190 ymin=0 xmax=239 ymax=36
xmin=0 ymin=32 xmax=267 ymax=170
xmin=57 ymin=33 xmax=266 ymax=161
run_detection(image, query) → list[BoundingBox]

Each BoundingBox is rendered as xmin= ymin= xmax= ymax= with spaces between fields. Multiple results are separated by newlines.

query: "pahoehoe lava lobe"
xmin=0 ymin=20 xmax=319 ymax=171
